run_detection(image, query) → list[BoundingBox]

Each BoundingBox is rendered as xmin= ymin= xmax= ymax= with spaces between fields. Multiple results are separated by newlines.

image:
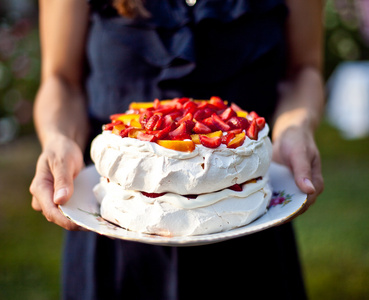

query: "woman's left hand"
xmin=272 ymin=124 xmax=324 ymax=218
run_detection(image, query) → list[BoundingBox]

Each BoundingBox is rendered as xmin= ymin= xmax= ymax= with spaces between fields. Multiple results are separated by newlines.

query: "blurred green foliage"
xmin=0 ymin=0 xmax=369 ymax=143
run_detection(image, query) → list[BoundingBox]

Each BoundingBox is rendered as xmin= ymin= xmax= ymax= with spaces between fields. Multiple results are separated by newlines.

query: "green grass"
xmin=0 ymin=136 xmax=63 ymax=300
xmin=1 ymin=121 xmax=369 ymax=299
xmin=295 ymin=121 xmax=369 ymax=299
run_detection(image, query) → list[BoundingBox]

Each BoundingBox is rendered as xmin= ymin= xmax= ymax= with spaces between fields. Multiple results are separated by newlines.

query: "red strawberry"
xmin=103 ymin=123 xmax=115 ymax=131
xmin=119 ymin=127 xmax=132 ymax=138
xmin=162 ymin=114 xmax=175 ymax=128
xmin=228 ymin=184 xmax=243 ymax=192
xmin=246 ymin=119 xmax=258 ymax=140
xmin=197 ymin=102 xmax=219 ymax=111
xmin=209 ymin=96 xmax=227 ymax=109
xmin=212 ymin=114 xmax=231 ymax=131
xmin=219 ymin=107 xmax=237 ymax=121
xmin=183 ymin=100 xmax=198 ymax=115
xmin=199 ymin=135 xmax=222 ymax=148
xmin=227 ymin=116 xmax=250 ymax=130
xmin=168 ymin=123 xmax=191 ymax=140
xmin=136 ymin=132 xmax=157 ymax=142
xmin=153 ymin=98 xmax=160 ymax=109
xmin=202 ymin=116 xmax=218 ymax=131
xmin=193 ymin=108 xmax=214 ymax=121
xmin=255 ymin=117 xmax=265 ymax=130
xmin=139 ymin=110 xmax=153 ymax=127
xmin=145 ymin=114 xmax=160 ymax=131
xmin=221 ymin=132 xmax=235 ymax=145
xmin=154 ymin=124 xmax=175 ymax=139
xmin=141 ymin=191 xmax=166 ymax=198
xmin=193 ymin=121 xmax=212 ymax=134
xmin=177 ymin=112 xmax=193 ymax=124
xmin=248 ymin=111 xmax=259 ymax=120
xmin=230 ymin=102 xmax=244 ymax=112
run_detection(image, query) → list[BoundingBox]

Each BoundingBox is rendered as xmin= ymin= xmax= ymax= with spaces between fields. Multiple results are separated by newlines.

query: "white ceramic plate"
xmin=59 ymin=162 xmax=307 ymax=246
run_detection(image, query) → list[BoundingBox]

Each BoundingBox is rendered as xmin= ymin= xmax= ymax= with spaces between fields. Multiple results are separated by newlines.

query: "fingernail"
xmin=54 ymin=188 xmax=68 ymax=204
xmin=303 ymin=178 xmax=316 ymax=193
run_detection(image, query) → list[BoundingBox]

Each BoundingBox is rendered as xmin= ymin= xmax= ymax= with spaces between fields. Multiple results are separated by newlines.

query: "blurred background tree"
xmin=0 ymin=0 xmax=39 ymax=144
xmin=0 ymin=0 xmax=369 ymax=144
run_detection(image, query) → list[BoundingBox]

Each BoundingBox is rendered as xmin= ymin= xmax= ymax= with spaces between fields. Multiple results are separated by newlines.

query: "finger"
xmin=289 ymin=147 xmax=316 ymax=195
xmin=31 ymin=196 xmax=42 ymax=211
xmin=311 ymin=154 xmax=324 ymax=197
xmin=51 ymin=159 xmax=75 ymax=205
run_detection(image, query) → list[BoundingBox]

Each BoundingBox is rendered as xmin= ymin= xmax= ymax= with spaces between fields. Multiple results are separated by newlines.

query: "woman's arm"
xmin=272 ymin=0 xmax=325 ymax=215
xmin=30 ymin=0 xmax=90 ymax=230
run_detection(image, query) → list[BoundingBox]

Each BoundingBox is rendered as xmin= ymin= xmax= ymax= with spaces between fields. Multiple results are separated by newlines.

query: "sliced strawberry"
xmin=227 ymin=128 xmax=243 ymax=135
xmin=221 ymin=132 xmax=235 ymax=145
xmin=168 ymin=122 xmax=191 ymax=140
xmin=141 ymin=191 xmax=166 ymax=198
xmin=103 ymin=123 xmax=115 ymax=131
xmin=177 ymin=97 xmax=191 ymax=104
xmin=167 ymin=110 xmax=183 ymax=121
xmin=228 ymin=184 xmax=243 ymax=191
xmin=202 ymin=116 xmax=218 ymax=131
xmin=246 ymin=119 xmax=258 ymax=140
xmin=183 ymin=100 xmax=197 ymax=115
xmin=162 ymin=114 xmax=175 ymax=128
xmin=212 ymin=114 xmax=231 ymax=131
xmin=183 ymin=119 xmax=196 ymax=132
xmin=145 ymin=114 xmax=160 ymax=131
xmin=197 ymin=102 xmax=219 ymax=111
xmin=139 ymin=110 xmax=153 ymax=128
xmin=248 ymin=111 xmax=259 ymax=120
xmin=219 ymin=107 xmax=237 ymax=121
xmin=193 ymin=121 xmax=212 ymax=134
xmin=199 ymin=135 xmax=222 ymax=148
xmin=154 ymin=124 xmax=174 ymax=139
xmin=227 ymin=116 xmax=250 ymax=130
xmin=153 ymin=98 xmax=160 ymax=109
xmin=136 ymin=131 xmax=157 ymax=142
xmin=209 ymin=96 xmax=227 ymax=109
xmin=230 ymin=102 xmax=245 ymax=112
xmin=177 ymin=112 xmax=193 ymax=124
xmin=154 ymin=105 xmax=176 ymax=115
xmin=119 ymin=127 xmax=131 ymax=138
xmin=193 ymin=108 xmax=214 ymax=121
xmin=255 ymin=117 xmax=265 ymax=130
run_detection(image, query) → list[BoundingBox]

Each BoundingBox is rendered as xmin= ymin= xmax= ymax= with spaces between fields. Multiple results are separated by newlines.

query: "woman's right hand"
xmin=30 ymin=134 xmax=85 ymax=230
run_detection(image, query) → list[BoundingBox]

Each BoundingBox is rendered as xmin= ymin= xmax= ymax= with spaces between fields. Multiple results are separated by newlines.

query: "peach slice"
xmin=157 ymin=140 xmax=196 ymax=152
xmin=112 ymin=124 xmax=126 ymax=135
xmin=190 ymin=130 xmax=223 ymax=144
xmin=227 ymin=132 xmax=246 ymax=148
xmin=128 ymin=128 xmax=145 ymax=138
xmin=114 ymin=114 xmax=140 ymax=125
xmin=236 ymin=111 xmax=248 ymax=118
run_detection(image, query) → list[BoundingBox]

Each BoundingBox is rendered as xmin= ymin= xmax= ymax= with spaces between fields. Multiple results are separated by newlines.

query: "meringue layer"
xmin=91 ymin=125 xmax=272 ymax=195
xmin=93 ymin=177 xmax=272 ymax=236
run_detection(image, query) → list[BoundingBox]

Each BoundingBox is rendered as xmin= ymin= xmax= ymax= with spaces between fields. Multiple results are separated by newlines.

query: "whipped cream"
xmin=94 ymin=177 xmax=272 ymax=236
xmin=91 ymin=125 xmax=272 ymax=194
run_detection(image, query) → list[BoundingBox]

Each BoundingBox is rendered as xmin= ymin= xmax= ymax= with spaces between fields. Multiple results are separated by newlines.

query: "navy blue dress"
xmin=62 ymin=1 xmax=307 ymax=299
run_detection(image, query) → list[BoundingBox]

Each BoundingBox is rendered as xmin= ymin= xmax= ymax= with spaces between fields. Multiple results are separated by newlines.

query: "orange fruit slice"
xmin=157 ymin=140 xmax=196 ymax=152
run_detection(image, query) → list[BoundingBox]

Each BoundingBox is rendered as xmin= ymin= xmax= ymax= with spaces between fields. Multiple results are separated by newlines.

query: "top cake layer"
xmin=91 ymin=125 xmax=272 ymax=194
xmin=90 ymin=97 xmax=273 ymax=194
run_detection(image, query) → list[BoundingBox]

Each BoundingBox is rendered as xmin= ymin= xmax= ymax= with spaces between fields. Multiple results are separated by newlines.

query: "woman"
xmin=30 ymin=0 xmax=324 ymax=299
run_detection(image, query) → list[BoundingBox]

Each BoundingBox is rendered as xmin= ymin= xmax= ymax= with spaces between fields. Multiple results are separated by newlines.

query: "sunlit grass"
xmin=295 ymin=121 xmax=369 ymax=299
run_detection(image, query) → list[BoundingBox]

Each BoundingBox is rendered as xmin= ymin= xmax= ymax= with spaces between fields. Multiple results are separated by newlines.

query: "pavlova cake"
xmin=91 ymin=97 xmax=273 ymax=236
